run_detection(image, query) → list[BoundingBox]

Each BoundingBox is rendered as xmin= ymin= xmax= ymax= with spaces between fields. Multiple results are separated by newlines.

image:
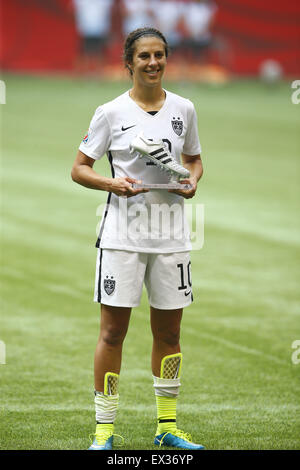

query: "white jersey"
xmin=79 ymin=89 xmax=201 ymax=253
xmin=182 ymin=1 xmax=217 ymax=41
xmin=73 ymin=0 xmax=113 ymax=37
xmin=150 ymin=1 xmax=184 ymax=46
xmin=123 ymin=0 xmax=154 ymax=36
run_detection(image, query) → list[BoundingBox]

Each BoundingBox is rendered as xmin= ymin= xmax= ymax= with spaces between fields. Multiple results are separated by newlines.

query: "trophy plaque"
xmin=132 ymin=182 xmax=192 ymax=190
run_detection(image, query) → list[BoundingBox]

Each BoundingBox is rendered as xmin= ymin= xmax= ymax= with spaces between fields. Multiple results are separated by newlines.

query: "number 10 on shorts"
xmin=177 ymin=262 xmax=192 ymax=293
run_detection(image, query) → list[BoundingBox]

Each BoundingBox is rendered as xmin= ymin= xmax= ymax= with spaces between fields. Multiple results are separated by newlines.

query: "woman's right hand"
xmin=110 ymin=177 xmax=149 ymax=198
xmin=71 ymin=151 xmax=148 ymax=197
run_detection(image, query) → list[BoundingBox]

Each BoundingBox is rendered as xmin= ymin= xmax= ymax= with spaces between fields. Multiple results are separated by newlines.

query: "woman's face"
xmin=129 ymin=36 xmax=167 ymax=88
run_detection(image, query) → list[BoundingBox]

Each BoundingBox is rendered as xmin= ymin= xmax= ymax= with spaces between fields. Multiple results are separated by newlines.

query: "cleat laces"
xmin=90 ymin=428 xmax=125 ymax=448
xmin=94 ymin=428 xmax=113 ymax=446
xmin=158 ymin=429 xmax=193 ymax=447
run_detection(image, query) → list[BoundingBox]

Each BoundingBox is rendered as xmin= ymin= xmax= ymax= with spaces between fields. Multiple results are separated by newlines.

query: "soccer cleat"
xmin=154 ymin=429 xmax=205 ymax=450
xmin=88 ymin=424 xmax=124 ymax=450
xmin=89 ymin=425 xmax=114 ymax=450
xmin=130 ymin=132 xmax=190 ymax=180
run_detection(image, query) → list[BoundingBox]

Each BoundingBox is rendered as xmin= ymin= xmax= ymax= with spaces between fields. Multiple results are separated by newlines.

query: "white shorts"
xmin=94 ymin=249 xmax=193 ymax=310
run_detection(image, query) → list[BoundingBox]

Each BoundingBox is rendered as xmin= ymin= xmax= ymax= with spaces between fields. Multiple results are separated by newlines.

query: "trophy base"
xmin=132 ymin=183 xmax=192 ymax=190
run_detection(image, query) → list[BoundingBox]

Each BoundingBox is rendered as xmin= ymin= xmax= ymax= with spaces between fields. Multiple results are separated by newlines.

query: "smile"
xmin=145 ymin=70 xmax=160 ymax=75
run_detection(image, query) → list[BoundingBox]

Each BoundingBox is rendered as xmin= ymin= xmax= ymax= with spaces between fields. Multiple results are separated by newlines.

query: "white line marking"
xmin=185 ymin=328 xmax=287 ymax=366
xmin=1 ymin=403 xmax=299 ymax=412
xmin=46 ymin=283 xmax=88 ymax=300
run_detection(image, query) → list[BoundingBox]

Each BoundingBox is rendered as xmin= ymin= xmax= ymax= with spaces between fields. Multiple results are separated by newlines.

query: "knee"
xmin=100 ymin=324 xmax=127 ymax=347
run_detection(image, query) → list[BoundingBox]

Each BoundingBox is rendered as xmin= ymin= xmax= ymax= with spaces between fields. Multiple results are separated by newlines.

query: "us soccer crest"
xmin=104 ymin=276 xmax=115 ymax=295
xmin=171 ymin=117 xmax=183 ymax=136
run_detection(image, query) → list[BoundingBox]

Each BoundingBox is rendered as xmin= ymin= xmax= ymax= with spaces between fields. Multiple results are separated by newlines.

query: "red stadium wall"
xmin=0 ymin=0 xmax=77 ymax=71
xmin=0 ymin=0 xmax=299 ymax=76
xmin=213 ymin=0 xmax=300 ymax=76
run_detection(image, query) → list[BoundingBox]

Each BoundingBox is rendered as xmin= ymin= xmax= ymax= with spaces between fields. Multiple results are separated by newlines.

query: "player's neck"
xmin=129 ymin=85 xmax=166 ymax=112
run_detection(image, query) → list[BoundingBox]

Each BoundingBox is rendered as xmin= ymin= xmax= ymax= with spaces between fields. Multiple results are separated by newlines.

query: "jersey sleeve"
xmin=78 ymin=106 xmax=111 ymax=160
xmin=182 ymin=102 xmax=202 ymax=156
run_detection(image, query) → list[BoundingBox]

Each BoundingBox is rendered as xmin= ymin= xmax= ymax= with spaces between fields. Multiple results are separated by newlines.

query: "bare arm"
xmin=168 ymin=153 xmax=203 ymax=199
xmin=181 ymin=153 xmax=203 ymax=185
xmin=71 ymin=150 xmax=148 ymax=197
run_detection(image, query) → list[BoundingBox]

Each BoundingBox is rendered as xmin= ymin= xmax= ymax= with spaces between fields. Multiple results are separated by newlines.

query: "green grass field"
xmin=0 ymin=74 xmax=300 ymax=450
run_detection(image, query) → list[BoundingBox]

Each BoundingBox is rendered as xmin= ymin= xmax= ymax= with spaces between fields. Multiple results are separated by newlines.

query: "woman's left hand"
xmin=168 ymin=177 xmax=198 ymax=199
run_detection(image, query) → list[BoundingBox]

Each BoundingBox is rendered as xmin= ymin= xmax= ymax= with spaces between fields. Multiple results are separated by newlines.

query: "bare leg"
xmin=150 ymin=306 xmax=183 ymax=377
xmin=94 ymin=304 xmax=131 ymax=392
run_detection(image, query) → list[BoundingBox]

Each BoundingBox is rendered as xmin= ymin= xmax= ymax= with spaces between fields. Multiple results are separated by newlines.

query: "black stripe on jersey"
xmin=107 ymin=151 xmax=115 ymax=178
xmin=149 ymin=147 xmax=165 ymax=156
xmin=95 ymin=151 xmax=115 ymax=248
xmin=161 ymin=158 xmax=172 ymax=164
xmin=97 ymin=248 xmax=103 ymax=303
xmin=95 ymin=192 xmax=111 ymax=248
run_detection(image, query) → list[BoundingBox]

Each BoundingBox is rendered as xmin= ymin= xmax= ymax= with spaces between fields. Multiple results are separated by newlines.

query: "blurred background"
xmin=0 ymin=0 xmax=300 ymax=451
xmin=1 ymin=0 xmax=300 ymax=82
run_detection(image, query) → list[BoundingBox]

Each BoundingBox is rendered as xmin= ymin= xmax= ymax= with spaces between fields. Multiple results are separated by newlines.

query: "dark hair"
xmin=123 ymin=27 xmax=169 ymax=76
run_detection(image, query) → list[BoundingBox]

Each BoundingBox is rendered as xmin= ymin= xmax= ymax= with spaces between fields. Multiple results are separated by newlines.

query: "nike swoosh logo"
xmin=184 ymin=290 xmax=191 ymax=296
xmin=122 ymin=125 xmax=136 ymax=131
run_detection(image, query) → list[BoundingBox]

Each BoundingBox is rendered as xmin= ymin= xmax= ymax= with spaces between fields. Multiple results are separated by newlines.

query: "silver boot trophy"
xmin=130 ymin=132 xmax=192 ymax=190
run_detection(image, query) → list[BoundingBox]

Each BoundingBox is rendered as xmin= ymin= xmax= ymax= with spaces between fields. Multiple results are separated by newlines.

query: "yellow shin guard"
xmin=104 ymin=372 xmax=119 ymax=396
xmin=154 ymin=353 xmax=182 ymax=435
xmin=160 ymin=353 xmax=182 ymax=379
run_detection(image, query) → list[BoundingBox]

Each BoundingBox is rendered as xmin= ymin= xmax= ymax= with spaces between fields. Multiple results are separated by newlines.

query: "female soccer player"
xmin=71 ymin=27 xmax=204 ymax=450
